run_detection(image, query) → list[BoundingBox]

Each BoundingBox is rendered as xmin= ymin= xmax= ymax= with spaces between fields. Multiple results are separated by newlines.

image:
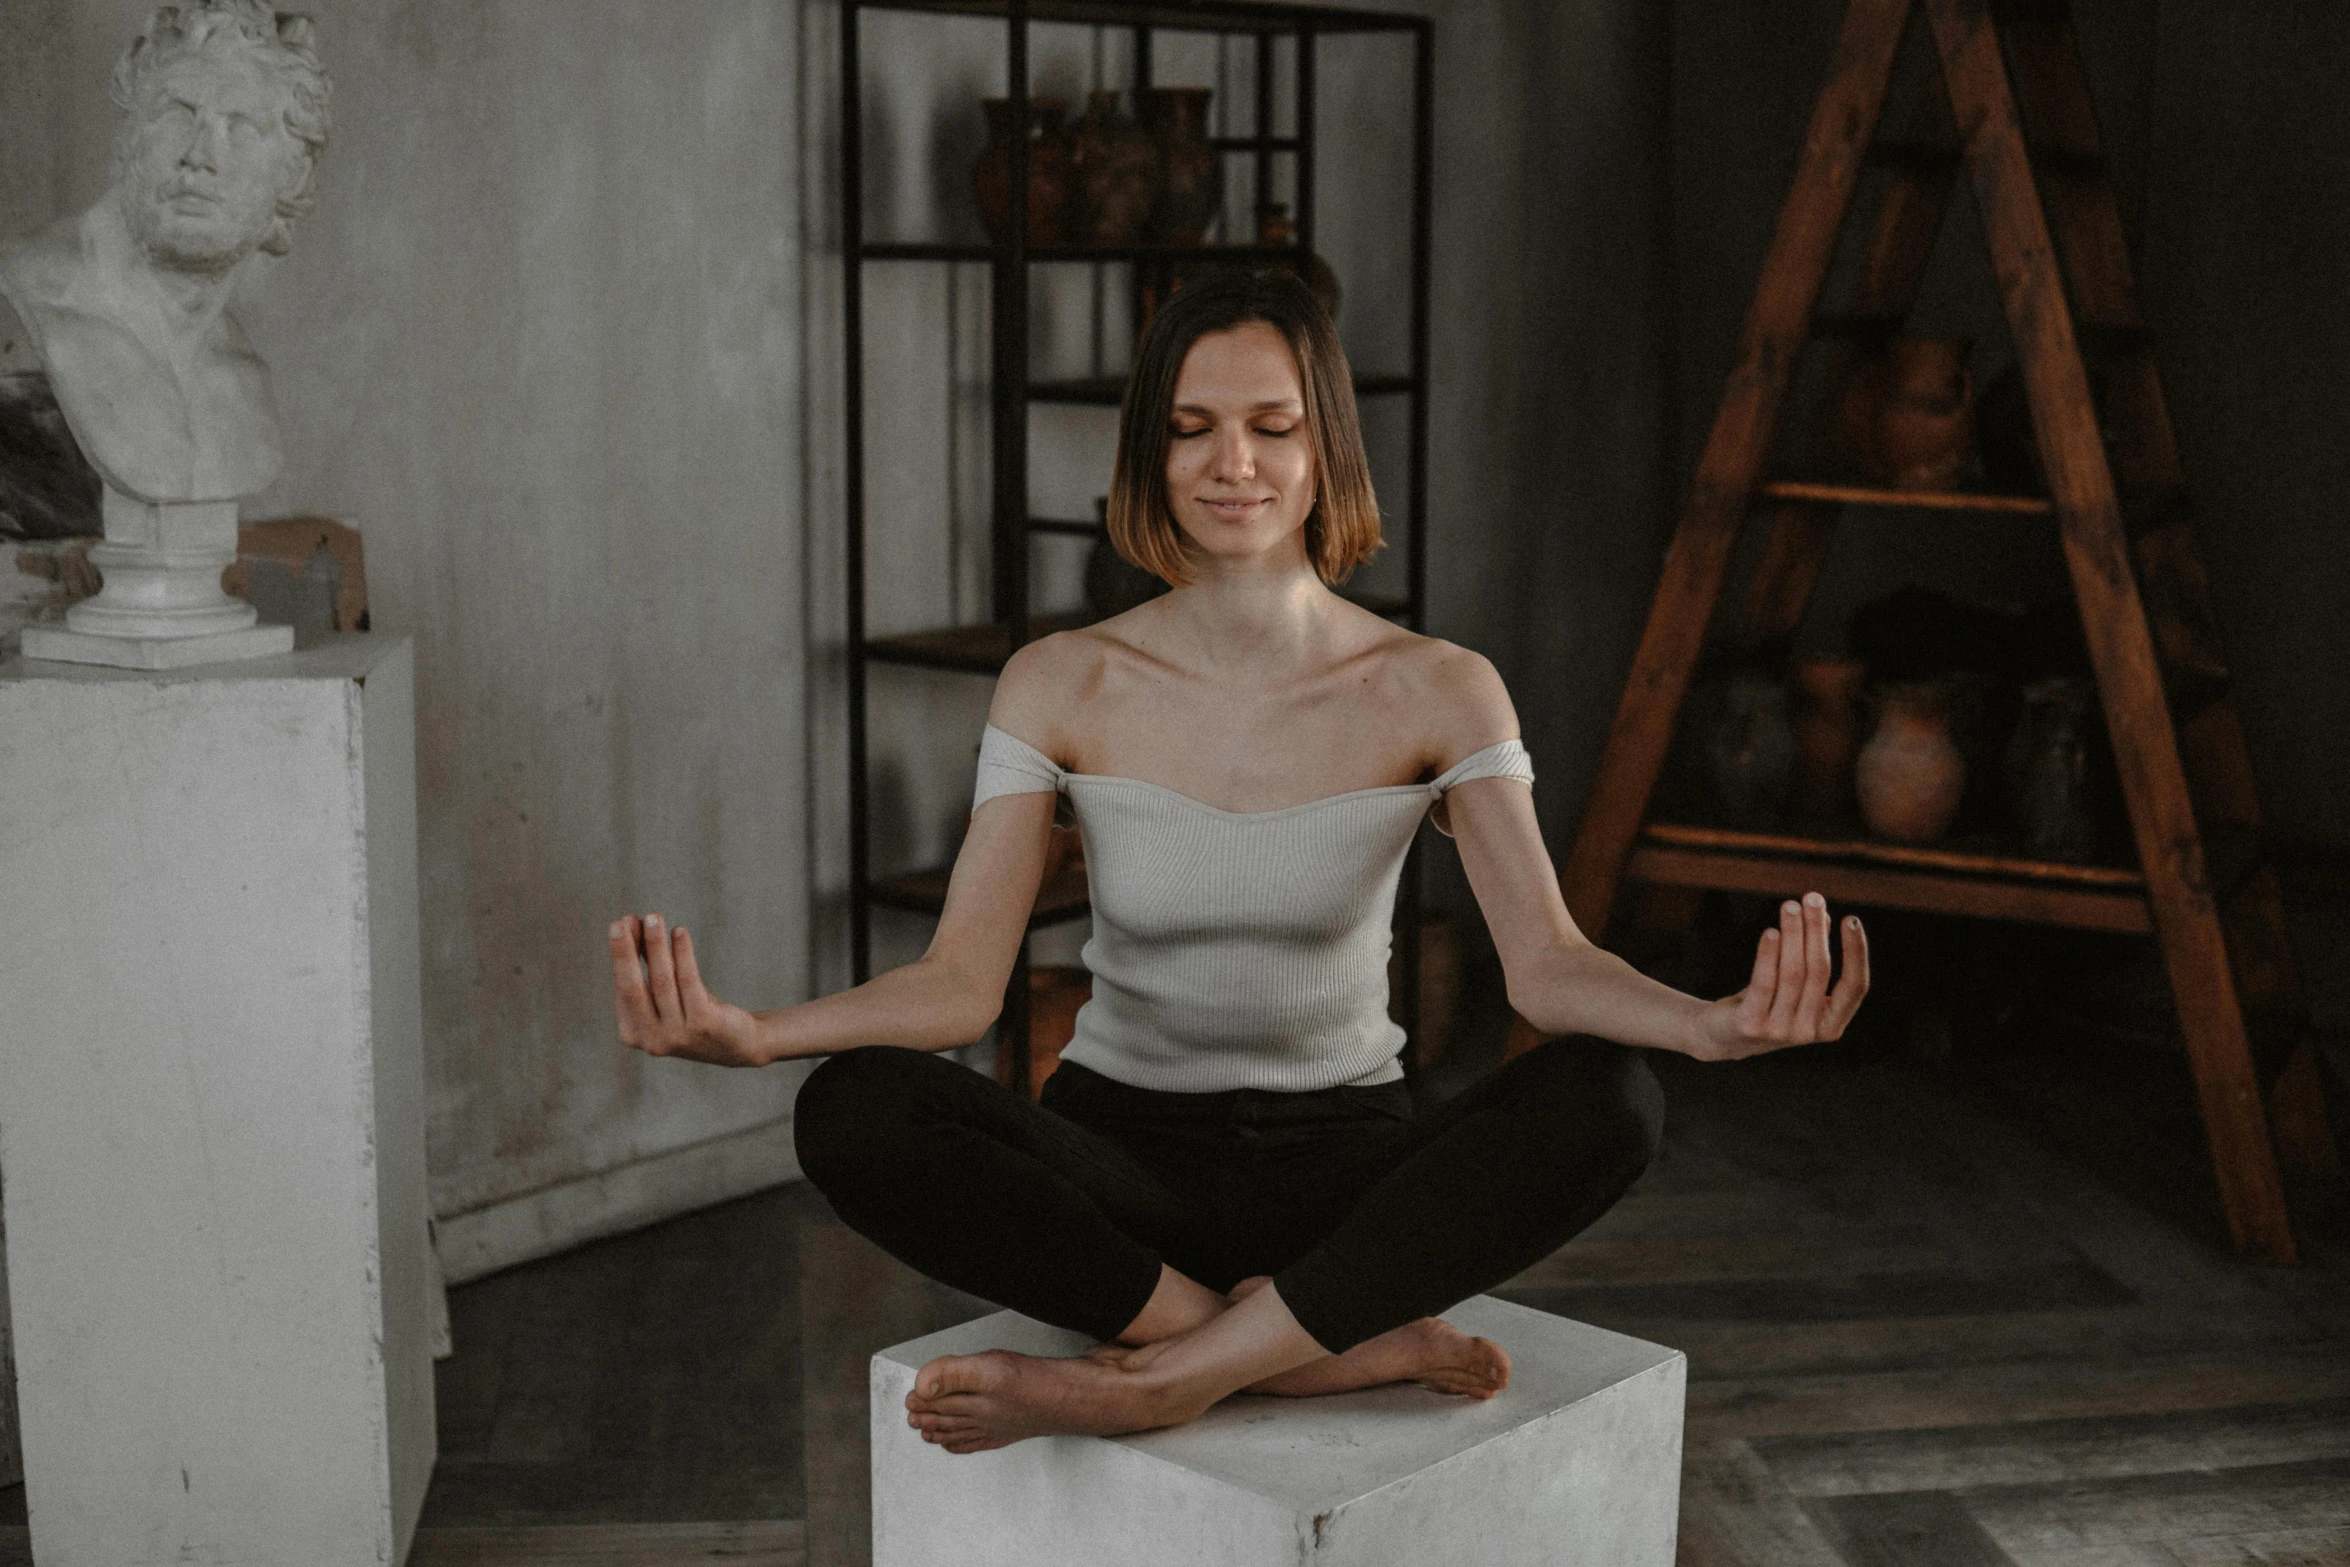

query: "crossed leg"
xmin=797 ymin=1038 xmax=1658 ymax=1453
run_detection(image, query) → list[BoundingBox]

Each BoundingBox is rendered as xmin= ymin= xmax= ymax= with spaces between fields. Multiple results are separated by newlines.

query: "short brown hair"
xmin=1107 ymin=270 xmax=1381 ymax=586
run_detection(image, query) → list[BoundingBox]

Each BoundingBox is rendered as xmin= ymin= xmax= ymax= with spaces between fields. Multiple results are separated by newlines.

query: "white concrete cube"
xmin=870 ymin=1294 xmax=1685 ymax=1566
xmin=0 ymin=638 xmax=436 ymax=1567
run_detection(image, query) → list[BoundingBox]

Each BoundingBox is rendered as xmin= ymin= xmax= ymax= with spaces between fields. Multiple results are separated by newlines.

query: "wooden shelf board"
xmin=864 ymin=613 xmax=1089 ymax=673
xmin=1028 ymin=371 xmax=1417 ymax=405
xmin=1642 ymin=821 xmax=2143 ymax=888
xmin=1757 ymin=479 xmax=2055 ymax=515
xmin=1629 ymin=824 xmax=2150 ymax=934
xmin=868 ymin=859 xmax=1092 ymax=927
xmin=850 ymin=0 xmax=1422 ymax=33
xmin=862 ymin=241 xmax=1314 ymax=265
xmin=866 ymin=596 xmax=1409 ymax=672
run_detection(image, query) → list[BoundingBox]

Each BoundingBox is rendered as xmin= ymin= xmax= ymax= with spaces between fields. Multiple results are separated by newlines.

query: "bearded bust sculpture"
xmin=1 ymin=0 xmax=330 ymax=667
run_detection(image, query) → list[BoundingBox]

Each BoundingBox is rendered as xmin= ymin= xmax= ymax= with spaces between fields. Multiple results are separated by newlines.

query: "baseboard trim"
xmin=434 ymin=1115 xmax=802 ymax=1285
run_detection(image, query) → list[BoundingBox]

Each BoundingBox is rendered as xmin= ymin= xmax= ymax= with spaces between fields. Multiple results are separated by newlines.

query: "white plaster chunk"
xmin=870 ymin=1295 xmax=1685 ymax=1566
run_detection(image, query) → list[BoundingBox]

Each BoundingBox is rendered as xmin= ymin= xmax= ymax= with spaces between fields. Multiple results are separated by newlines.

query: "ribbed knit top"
xmin=972 ymin=724 xmax=1536 ymax=1092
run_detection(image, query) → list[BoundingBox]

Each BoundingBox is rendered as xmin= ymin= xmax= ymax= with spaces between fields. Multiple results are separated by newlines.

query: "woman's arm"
xmin=1448 ymin=777 xmax=1866 ymax=1059
xmin=608 ymin=786 xmax=1060 ymax=1068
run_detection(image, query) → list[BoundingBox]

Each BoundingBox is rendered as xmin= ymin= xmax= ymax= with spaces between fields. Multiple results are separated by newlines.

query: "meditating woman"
xmin=608 ymin=270 xmax=1868 ymax=1455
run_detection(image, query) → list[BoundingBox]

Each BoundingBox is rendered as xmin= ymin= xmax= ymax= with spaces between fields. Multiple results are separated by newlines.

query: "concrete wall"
xmin=4 ymin=0 xmax=1656 ymax=1291
xmin=3 ymin=0 xmax=818 ymax=1278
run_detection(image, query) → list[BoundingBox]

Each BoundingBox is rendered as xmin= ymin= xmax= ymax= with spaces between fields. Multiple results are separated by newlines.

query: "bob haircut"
xmin=1107 ymin=269 xmax=1381 ymax=587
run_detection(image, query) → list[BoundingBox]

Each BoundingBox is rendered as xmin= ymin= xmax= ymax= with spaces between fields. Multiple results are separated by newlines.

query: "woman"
xmin=608 ymin=271 xmax=1867 ymax=1454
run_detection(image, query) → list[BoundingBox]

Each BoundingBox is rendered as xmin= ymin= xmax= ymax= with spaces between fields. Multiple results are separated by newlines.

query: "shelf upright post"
xmin=1294 ymin=23 xmax=1316 ymax=266
xmin=842 ymin=0 xmax=873 ymax=983
xmin=1133 ymin=25 xmax=1154 ymax=338
xmin=1254 ymin=25 xmax=1276 ymax=228
xmin=1407 ymin=18 xmax=1432 ymax=636
xmin=997 ymin=0 xmax=1035 ymax=1097
xmin=993 ymin=0 xmax=1032 ymax=653
xmin=1394 ymin=17 xmax=1437 ymax=1081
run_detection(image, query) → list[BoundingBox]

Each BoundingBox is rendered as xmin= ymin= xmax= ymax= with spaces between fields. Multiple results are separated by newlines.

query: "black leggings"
xmin=793 ymin=1037 xmax=1663 ymax=1355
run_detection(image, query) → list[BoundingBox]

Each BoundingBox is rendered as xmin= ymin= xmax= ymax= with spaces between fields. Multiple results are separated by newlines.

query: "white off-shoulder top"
xmin=972 ymin=724 xmax=1536 ymax=1092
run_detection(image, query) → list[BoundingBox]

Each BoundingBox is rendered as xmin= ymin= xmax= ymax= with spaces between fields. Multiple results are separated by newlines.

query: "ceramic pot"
xmin=1856 ymin=679 xmax=1967 ymax=842
xmin=1084 ymin=535 xmax=1166 ymax=620
xmin=1138 ymin=87 xmax=1221 ymax=245
xmin=1790 ymin=658 xmax=1867 ymax=823
xmin=1874 ymin=338 xmax=1975 ymax=489
xmin=2005 ymin=674 xmax=2099 ymax=861
xmin=1703 ymin=670 xmax=1797 ymax=828
xmin=996 ymin=962 xmax=1091 ymax=1099
xmin=1071 ymin=90 xmax=1157 ymax=246
xmin=1835 ymin=352 xmax=1891 ymax=478
xmin=974 ymin=96 xmax=1072 ymax=247
xmin=1255 ymin=203 xmax=1342 ymax=321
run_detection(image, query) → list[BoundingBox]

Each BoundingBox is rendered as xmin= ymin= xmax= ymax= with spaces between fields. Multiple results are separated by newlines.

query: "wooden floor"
xmin=2 ymin=1002 xmax=2343 ymax=1566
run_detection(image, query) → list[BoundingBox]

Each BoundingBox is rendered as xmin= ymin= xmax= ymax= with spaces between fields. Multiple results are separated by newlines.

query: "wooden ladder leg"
xmin=1928 ymin=0 xmax=2296 ymax=1261
xmin=1505 ymin=0 xmax=1916 ymax=1063
xmin=1999 ymin=0 xmax=2337 ymax=1176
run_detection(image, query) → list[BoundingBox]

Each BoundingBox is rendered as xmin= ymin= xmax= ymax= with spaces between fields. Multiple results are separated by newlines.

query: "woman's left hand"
xmin=1690 ymin=892 xmax=1869 ymax=1061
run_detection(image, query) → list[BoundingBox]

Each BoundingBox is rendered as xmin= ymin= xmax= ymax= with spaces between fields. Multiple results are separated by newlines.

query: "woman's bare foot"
xmin=1248 ymin=1316 xmax=1511 ymax=1399
xmin=905 ymin=1349 xmax=1206 ymax=1454
xmin=1219 ymin=1277 xmax=1511 ymax=1400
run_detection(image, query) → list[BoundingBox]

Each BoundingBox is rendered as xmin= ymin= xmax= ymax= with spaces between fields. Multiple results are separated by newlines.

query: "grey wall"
xmin=5 ymin=0 xmax=1654 ymax=1271
xmin=4 ymin=0 xmax=819 ymax=1269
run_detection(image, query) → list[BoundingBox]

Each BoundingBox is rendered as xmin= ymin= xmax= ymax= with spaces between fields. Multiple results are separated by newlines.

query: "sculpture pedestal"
xmin=870 ymin=1297 xmax=1686 ymax=1566
xmin=0 ymin=638 xmax=436 ymax=1567
xmin=18 ymin=490 xmax=293 ymax=668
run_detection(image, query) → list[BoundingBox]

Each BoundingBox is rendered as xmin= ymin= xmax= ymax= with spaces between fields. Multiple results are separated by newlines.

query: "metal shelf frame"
xmin=842 ymin=0 xmax=1435 ymax=1094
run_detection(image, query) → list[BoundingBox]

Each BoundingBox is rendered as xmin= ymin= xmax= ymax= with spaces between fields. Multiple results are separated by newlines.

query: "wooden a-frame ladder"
xmin=1514 ymin=0 xmax=2332 ymax=1262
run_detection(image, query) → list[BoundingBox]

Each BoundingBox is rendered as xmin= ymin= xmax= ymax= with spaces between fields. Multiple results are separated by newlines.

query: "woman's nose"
xmin=1208 ymin=428 xmax=1254 ymax=481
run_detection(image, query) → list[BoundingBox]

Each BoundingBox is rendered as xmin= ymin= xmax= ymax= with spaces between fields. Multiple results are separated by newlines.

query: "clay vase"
xmin=2005 ymin=675 xmax=2100 ymax=861
xmin=997 ymin=963 xmax=1092 ymax=1099
xmin=1255 ymin=203 xmax=1343 ymax=321
xmin=1703 ymin=670 xmax=1798 ymax=829
xmin=1790 ymin=658 xmax=1867 ymax=823
xmin=1874 ymin=338 xmax=1975 ymax=489
xmin=973 ymin=96 xmax=1072 ymax=247
xmin=1856 ymin=679 xmax=1967 ymax=843
xmin=1138 ymin=87 xmax=1222 ymax=245
xmin=1070 ymin=89 xmax=1158 ymax=246
xmin=1835 ymin=351 xmax=1891 ymax=478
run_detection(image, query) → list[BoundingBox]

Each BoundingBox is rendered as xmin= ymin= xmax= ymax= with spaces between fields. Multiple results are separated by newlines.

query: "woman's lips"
xmin=1202 ymin=497 xmax=1271 ymax=519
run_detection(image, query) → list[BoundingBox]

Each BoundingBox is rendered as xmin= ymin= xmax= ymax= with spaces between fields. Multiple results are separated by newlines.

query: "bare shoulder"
xmin=988 ymin=628 xmax=1113 ymax=757
xmin=1380 ymin=634 xmax=1518 ymax=766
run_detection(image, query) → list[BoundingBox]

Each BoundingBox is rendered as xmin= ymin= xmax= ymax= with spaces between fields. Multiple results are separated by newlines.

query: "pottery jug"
xmin=1856 ymin=680 xmax=1967 ymax=842
xmin=1704 ymin=670 xmax=1798 ymax=829
xmin=974 ymin=96 xmax=1072 ymax=247
xmin=2005 ymin=675 xmax=2099 ymax=861
xmin=1790 ymin=658 xmax=1867 ymax=823
xmin=1138 ymin=87 xmax=1221 ymax=245
xmin=1255 ymin=203 xmax=1342 ymax=321
xmin=1874 ymin=338 xmax=1975 ymax=490
xmin=1071 ymin=90 xmax=1157 ymax=246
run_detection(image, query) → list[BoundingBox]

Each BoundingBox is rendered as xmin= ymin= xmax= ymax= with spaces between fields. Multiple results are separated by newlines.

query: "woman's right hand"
xmin=610 ymin=912 xmax=766 ymax=1067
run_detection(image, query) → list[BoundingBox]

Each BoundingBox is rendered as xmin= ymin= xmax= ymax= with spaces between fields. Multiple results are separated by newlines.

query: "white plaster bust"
xmin=0 ymin=1 xmax=330 ymax=506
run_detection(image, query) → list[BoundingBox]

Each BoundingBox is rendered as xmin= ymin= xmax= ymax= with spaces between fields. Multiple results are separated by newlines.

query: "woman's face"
xmin=1163 ymin=321 xmax=1317 ymax=573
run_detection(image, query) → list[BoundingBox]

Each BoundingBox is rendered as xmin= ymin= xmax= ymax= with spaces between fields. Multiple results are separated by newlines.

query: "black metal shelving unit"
xmin=843 ymin=0 xmax=1435 ymax=1094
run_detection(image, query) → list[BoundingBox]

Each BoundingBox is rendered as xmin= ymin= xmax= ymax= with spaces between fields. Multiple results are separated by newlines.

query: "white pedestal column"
xmin=0 ymin=637 xmax=436 ymax=1566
